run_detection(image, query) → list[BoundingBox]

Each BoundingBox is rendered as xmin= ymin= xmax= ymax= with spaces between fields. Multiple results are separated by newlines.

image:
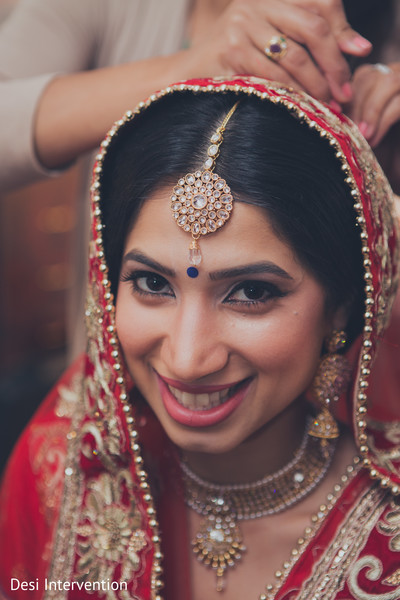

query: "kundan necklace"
xmin=181 ymin=420 xmax=337 ymax=592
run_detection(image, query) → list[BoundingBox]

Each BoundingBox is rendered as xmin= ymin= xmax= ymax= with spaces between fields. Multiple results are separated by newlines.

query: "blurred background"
xmin=0 ymin=0 xmax=81 ymax=471
xmin=0 ymin=0 xmax=398 ymax=474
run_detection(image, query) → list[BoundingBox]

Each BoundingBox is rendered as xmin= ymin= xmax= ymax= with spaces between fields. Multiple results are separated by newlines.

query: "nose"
xmin=161 ymin=299 xmax=229 ymax=382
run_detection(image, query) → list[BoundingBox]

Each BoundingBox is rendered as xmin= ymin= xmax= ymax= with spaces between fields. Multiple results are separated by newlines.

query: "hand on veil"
xmin=349 ymin=63 xmax=400 ymax=147
xmin=186 ymin=0 xmax=372 ymax=104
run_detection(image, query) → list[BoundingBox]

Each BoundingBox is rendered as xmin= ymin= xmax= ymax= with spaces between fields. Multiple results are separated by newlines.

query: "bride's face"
xmin=116 ymin=188 xmax=341 ymax=454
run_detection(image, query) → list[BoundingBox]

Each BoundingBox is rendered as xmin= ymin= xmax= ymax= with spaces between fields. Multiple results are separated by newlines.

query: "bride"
xmin=0 ymin=76 xmax=399 ymax=600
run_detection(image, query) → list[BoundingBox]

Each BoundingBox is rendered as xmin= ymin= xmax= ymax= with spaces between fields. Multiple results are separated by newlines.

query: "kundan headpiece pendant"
xmin=170 ymin=101 xmax=240 ymax=278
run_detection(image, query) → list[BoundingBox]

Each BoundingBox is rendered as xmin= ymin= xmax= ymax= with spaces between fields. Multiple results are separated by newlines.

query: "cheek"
xmin=237 ymin=297 xmax=327 ymax=379
xmin=115 ymin=292 xmax=157 ymax=365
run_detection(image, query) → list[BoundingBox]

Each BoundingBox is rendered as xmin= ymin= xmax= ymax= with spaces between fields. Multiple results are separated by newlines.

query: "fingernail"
xmin=358 ymin=121 xmax=368 ymax=136
xmin=341 ymin=82 xmax=353 ymax=100
xmin=358 ymin=121 xmax=373 ymax=139
xmin=351 ymin=36 xmax=372 ymax=50
xmin=329 ymin=100 xmax=341 ymax=113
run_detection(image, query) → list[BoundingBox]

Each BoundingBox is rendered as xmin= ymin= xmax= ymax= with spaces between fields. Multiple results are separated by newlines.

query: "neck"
xmin=181 ymin=398 xmax=309 ymax=485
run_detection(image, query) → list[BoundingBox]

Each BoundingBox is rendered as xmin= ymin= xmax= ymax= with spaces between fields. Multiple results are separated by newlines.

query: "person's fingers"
xmin=349 ymin=64 xmax=376 ymax=124
xmin=351 ymin=65 xmax=400 ymax=141
xmin=362 ymin=75 xmax=400 ymax=136
xmin=249 ymin=22 xmax=330 ymax=100
xmin=255 ymin=0 xmax=352 ymax=102
xmin=228 ymin=28 xmax=301 ymax=88
xmin=289 ymin=0 xmax=372 ymax=56
xmin=200 ymin=3 xmax=323 ymax=96
xmin=206 ymin=19 xmax=300 ymax=87
xmin=317 ymin=0 xmax=372 ymax=55
xmin=369 ymin=95 xmax=400 ymax=147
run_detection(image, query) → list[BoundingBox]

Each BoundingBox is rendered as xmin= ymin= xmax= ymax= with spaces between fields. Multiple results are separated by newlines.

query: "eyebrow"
xmin=123 ymin=250 xmax=176 ymax=278
xmin=209 ymin=262 xmax=294 ymax=281
xmin=123 ymin=250 xmax=293 ymax=282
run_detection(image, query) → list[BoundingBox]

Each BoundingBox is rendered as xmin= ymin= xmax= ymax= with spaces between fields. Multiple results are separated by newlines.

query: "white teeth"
xmin=196 ymin=393 xmax=210 ymax=409
xmin=173 ymin=388 xmax=184 ymax=403
xmin=210 ymin=391 xmax=220 ymax=407
xmin=167 ymin=384 xmax=233 ymax=411
xmin=180 ymin=392 xmax=193 ymax=408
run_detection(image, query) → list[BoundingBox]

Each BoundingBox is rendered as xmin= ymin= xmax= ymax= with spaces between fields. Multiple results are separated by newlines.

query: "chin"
xmin=161 ymin=419 xmax=251 ymax=456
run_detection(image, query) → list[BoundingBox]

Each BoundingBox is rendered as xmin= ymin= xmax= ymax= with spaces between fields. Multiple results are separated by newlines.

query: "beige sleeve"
xmin=0 ymin=0 xmax=100 ymax=190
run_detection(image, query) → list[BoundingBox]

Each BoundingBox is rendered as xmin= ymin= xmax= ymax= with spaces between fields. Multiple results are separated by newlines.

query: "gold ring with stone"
xmin=264 ymin=35 xmax=288 ymax=61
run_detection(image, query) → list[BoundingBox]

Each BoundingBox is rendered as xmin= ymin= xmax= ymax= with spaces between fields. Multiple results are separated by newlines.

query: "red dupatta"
xmin=0 ymin=77 xmax=399 ymax=600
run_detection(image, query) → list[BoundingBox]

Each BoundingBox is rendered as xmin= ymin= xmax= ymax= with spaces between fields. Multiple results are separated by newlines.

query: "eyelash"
xmin=224 ymin=280 xmax=287 ymax=308
xmin=120 ymin=270 xmax=173 ymax=298
xmin=120 ymin=270 xmax=287 ymax=308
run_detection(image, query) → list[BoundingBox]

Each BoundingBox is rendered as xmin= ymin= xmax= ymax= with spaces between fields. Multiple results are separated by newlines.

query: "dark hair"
xmin=99 ymin=91 xmax=364 ymax=341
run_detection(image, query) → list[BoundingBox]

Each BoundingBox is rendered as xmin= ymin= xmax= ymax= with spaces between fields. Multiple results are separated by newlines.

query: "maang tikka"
xmin=170 ymin=101 xmax=240 ymax=278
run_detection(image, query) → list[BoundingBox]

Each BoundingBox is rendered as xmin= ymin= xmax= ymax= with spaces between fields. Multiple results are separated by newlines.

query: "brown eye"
xmin=224 ymin=280 xmax=286 ymax=306
xmin=241 ymin=282 xmax=267 ymax=300
xmin=121 ymin=270 xmax=174 ymax=297
xmin=144 ymin=274 xmax=168 ymax=292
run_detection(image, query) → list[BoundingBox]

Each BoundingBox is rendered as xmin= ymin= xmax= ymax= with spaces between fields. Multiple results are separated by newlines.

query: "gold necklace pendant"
xmin=192 ymin=496 xmax=245 ymax=592
xmin=181 ymin=420 xmax=337 ymax=591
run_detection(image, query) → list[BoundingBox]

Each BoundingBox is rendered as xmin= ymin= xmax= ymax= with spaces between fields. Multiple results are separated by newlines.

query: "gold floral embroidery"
xmin=373 ymin=497 xmax=400 ymax=588
xmin=83 ymin=271 xmax=127 ymax=465
xmin=29 ymin=421 xmax=69 ymax=523
xmin=348 ymin=556 xmax=400 ymax=599
xmin=384 ymin=570 xmax=400 ymax=587
xmin=30 ymin=376 xmax=82 ymax=523
xmin=367 ymin=435 xmax=400 ymax=476
xmin=76 ymin=470 xmax=148 ymax=594
xmin=45 ymin=373 xmax=86 ymax=600
xmin=297 ymin=483 xmax=387 ymax=599
xmin=367 ymin=420 xmax=400 ymax=447
xmin=55 ymin=378 xmax=82 ymax=418
xmin=378 ymin=497 xmax=400 ymax=551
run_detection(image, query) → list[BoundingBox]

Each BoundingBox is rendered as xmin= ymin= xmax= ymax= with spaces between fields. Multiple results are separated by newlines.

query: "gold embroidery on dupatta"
xmin=75 ymin=470 xmax=148 ymax=595
xmin=296 ymin=484 xmax=387 ymax=600
xmin=83 ymin=253 xmax=127 ymax=464
xmin=73 ymin=267 xmax=151 ymax=593
xmin=55 ymin=381 xmax=81 ymax=418
xmin=367 ymin=435 xmax=400 ymax=476
xmin=30 ymin=421 xmax=69 ymax=522
xmin=367 ymin=420 xmax=400 ymax=447
xmin=346 ymin=497 xmax=400 ymax=596
xmin=26 ymin=375 xmax=81 ymax=570
xmin=376 ymin=497 xmax=400 ymax=586
xmin=45 ymin=373 xmax=86 ymax=600
xmin=378 ymin=496 xmax=400 ymax=551
xmin=29 ymin=378 xmax=82 ymax=525
xmin=348 ymin=556 xmax=400 ymax=599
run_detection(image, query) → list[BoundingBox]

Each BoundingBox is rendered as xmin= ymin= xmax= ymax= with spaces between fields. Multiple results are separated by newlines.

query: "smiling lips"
xmin=156 ymin=374 xmax=252 ymax=427
xmin=167 ymin=383 xmax=234 ymax=411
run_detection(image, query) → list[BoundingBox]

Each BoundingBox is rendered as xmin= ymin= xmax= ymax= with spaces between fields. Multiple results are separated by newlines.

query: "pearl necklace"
xmin=181 ymin=422 xmax=336 ymax=592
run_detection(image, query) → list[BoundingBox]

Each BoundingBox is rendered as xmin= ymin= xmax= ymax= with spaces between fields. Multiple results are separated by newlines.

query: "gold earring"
xmin=308 ymin=330 xmax=352 ymax=443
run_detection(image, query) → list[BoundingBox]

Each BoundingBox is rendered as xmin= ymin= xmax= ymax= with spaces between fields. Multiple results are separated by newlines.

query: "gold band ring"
xmin=264 ymin=35 xmax=288 ymax=61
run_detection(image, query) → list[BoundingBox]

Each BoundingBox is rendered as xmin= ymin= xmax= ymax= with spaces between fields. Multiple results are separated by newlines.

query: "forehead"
xmin=124 ymin=187 xmax=302 ymax=275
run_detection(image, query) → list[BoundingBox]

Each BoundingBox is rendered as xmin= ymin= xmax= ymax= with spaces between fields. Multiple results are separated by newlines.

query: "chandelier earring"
xmin=308 ymin=330 xmax=352 ymax=446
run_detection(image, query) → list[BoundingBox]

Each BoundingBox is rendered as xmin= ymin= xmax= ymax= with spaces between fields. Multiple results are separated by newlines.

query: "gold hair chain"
xmin=170 ymin=101 xmax=240 ymax=278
